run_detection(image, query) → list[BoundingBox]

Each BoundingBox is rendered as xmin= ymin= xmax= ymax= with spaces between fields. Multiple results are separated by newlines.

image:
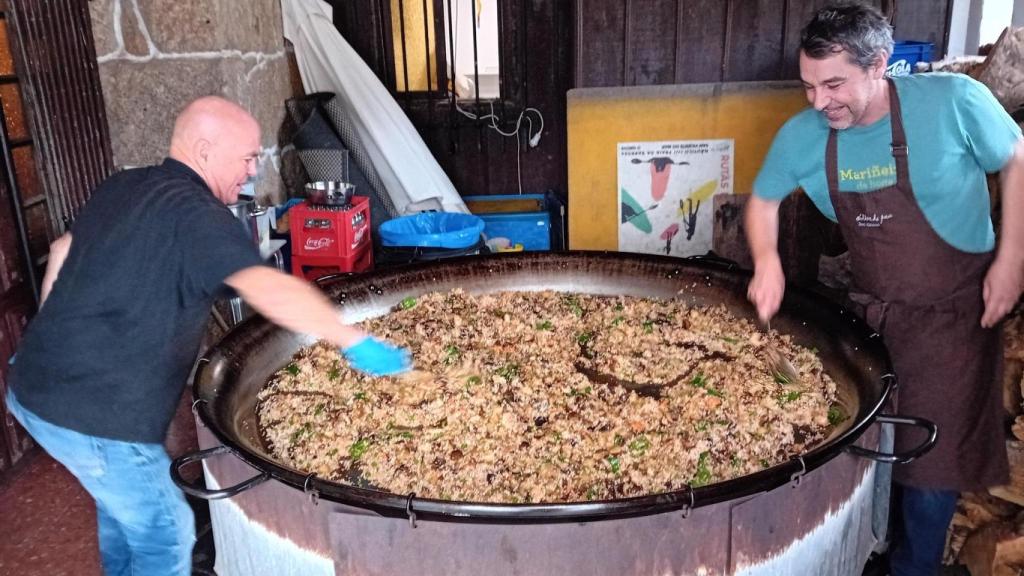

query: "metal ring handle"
xmin=406 ymin=492 xmax=418 ymax=528
xmin=680 ymin=485 xmax=695 ymax=519
xmin=304 ymin=473 xmax=320 ymax=506
xmin=845 ymin=414 xmax=937 ymax=464
xmin=789 ymin=456 xmax=807 ymax=488
xmin=170 ymin=445 xmax=271 ymax=500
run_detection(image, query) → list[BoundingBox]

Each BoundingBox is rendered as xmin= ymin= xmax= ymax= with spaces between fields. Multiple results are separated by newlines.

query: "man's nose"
xmin=813 ymin=90 xmax=830 ymax=111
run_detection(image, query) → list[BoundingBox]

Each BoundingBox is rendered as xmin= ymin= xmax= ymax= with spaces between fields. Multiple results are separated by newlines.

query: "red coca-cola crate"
xmin=291 ymin=244 xmax=373 ymax=281
xmin=289 ymin=197 xmax=373 ymax=279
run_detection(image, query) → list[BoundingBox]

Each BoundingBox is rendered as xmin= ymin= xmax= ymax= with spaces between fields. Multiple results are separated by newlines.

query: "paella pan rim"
xmin=193 ymin=250 xmax=894 ymax=523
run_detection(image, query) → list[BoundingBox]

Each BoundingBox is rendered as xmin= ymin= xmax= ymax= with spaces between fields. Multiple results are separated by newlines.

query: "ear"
xmin=195 ymin=138 xmax=212 ymax=165
xmin=872 ymin=51 xmax=890 ymax=78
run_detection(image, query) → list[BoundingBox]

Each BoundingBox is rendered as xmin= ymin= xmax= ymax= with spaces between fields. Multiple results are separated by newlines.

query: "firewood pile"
xmin=937 ymin=26 xmax=1024 ymax=574
xmin=943 ymin=322 xmax=1024 ymax=574
xmin=928 ymin=56 xmax=987 ymax=76
xmin=975 ymin=27 xmax=1024 ymax=114
xmin=929 ymin=26 xmax=1024 ymax=115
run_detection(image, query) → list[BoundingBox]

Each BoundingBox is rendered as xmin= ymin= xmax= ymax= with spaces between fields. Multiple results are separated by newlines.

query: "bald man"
xmin=5 ymin=96 xmax=411 ymax=575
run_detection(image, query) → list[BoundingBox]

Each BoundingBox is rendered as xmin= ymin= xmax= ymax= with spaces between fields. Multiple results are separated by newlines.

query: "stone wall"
xmin=88 ymin=0 xmax=302 ymax=203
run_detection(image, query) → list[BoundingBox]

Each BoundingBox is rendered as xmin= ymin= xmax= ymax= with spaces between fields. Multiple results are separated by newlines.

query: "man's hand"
xmin=744 ymin=195 xmax=785 ymax=323
xmin=983 ymin=139 xmax=1024 ymax=328
xmin=341 ymin=337 xmax=412 ymax=377
xmin=748 ymin=255 xmax=786 ymax=324
xmin=982 ymin=256 xmax=1023 ymax=328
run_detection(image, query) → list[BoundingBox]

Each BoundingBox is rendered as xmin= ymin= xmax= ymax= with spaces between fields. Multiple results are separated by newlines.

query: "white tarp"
xmin=281 ymin=0 xmax=468 ymax=214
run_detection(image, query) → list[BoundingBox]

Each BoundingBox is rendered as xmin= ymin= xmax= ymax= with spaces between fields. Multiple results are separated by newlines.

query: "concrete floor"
xmin=0 ymin=449 xmax=976 ymax=576
xmin=0 ymin=449 xmax=215 ymax=576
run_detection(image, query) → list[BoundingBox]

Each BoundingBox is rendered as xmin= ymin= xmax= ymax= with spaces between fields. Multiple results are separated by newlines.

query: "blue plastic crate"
xmin=464 ymin=194 xmax=552 ymax=251
xmin=887 ymin=41 xmax=934 ymax=76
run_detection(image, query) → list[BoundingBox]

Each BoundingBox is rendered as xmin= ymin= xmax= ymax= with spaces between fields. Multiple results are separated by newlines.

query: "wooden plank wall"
xmin=330 ymin=0 xmax=571 ymax=200
xmin=575 ymin=0 xmax=953 ymax=87
xmin=330 ymin=1 xmax=952 ymax=199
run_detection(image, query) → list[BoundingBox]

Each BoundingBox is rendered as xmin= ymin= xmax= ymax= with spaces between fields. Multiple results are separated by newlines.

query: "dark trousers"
xmin=889 ymin=485 xmax=958 ymax=576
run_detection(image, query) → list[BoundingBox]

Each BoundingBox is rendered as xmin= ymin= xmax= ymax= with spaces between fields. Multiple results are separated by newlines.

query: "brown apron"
xmin=825 ymin=79 xmax=1007 ymax=491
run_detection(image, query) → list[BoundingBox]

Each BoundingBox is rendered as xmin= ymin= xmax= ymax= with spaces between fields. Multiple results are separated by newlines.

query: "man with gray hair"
xmin=745 ymin=3 xmax=1023 ymax=574
xmin=6 ymin=96 xmax=412 ymax=575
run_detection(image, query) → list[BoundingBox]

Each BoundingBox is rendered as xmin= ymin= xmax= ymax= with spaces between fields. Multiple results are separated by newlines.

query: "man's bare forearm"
xmin=997 ymin=140 xmax=1024 ymax=269
xmin=40 ymin=233 xmax=72 ymax=307
xmin=225 ymin=266 xmax=366 ymax=349
xmin=745 ymin=196 xmax=782 ymax=268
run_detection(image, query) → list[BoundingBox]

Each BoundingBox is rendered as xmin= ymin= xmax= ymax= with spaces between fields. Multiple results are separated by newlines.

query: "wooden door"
xmin=0 ymin=0 xmax=113 ymax=476
xmin=0 ymin=2 xmax=40 ymax=472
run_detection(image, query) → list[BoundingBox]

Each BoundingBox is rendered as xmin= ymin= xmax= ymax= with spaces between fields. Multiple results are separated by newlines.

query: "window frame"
xmin=376 ymin=0 xmax=526 ymax=126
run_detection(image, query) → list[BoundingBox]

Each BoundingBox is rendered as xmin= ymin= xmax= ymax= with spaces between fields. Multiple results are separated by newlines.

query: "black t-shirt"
xmin=10 ymin=159 xmax=263 ymax=443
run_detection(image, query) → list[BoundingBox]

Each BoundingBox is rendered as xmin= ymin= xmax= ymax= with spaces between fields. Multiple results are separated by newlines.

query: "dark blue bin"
xmin=887 ymin=41 xmax=934 ymax=76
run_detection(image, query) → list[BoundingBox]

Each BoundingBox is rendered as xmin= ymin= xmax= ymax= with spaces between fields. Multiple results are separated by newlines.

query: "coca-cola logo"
xmin=304 ymin=237 xmax=333 ymax=251
xmin=352 ymin=227 xmax=367 ymax=248
xmin=886 ymin=59 xmax=910 ymax=77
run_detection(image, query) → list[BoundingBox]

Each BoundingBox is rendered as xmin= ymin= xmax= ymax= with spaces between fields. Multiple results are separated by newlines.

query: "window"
xmin=979 ymin=0 xmax=1013 ymax=45
xmin=389 ymin=0 xmax=501 ymax=99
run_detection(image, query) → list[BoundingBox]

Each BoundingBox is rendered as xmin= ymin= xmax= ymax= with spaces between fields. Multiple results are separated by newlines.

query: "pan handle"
xmin=170 ymin=445 xmax=271 ymax=500
xmin=685 ymin=251 xmax=740 ymax=270
xmin=314 ymin=271 xmax=356 ymax=286
xmin=845 ymin=414 xmax=937 ymax=464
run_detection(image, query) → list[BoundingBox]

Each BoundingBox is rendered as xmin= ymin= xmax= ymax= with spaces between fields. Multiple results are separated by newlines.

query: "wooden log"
xmin=959 ymin=520 xmax=1024 ymax=576
xmin=1004 ymin=358 xmax=1023 ymax=419
xmin=947 ymin=520 xmax=969 ymax=564
xmin=962 ymin=492 xmax=1021 ymax=529
xmin=929 ymin=55 xmax=986 ymax=76
xmin=977 ymin=27 xmax=1024 ymax=112
xmin=1007 ymin=316 xmax=1024 ymax=362
xmin=946 ymin=492 xmax=1019 ymax=562
xmin=991 ymin=441 xmax=1024 ymax=507
xmin=1013 ymin=415 xmax=1024 ymax=443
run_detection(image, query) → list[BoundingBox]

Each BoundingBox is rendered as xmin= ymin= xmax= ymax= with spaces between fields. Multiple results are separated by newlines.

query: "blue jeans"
xmin=889 ymin=484 xmax=958 ymax=576
xmin=6 ymin=388 xmax=194 ymax=576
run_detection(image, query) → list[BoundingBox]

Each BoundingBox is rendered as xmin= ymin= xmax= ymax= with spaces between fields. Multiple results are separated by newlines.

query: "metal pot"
xmin=305 ymin=180 xmax=355 ymax=207
xmin=226 ymin=199 xmax=270 ymax=247
xmin=173 ymin=251 xmax=935 ymax=524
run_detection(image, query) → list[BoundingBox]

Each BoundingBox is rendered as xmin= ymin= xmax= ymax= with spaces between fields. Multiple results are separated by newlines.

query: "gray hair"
xmin=800 ymin=2 xmax=894 ymax=70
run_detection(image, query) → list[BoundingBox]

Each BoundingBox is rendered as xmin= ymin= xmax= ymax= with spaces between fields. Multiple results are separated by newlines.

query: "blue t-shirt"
xmin=754 ymin=73 xmax=1021 ymax=252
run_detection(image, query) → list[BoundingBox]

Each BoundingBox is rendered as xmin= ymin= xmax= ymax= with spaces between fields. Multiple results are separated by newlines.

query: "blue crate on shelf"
xmin=464 ymin=194 xmax=552 ymax=251
xmin=887 ymin=41 xmax=934 ymax=76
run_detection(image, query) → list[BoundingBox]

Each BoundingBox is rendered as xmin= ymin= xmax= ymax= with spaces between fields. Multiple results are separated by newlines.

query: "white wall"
xmin=443 ymin=0 xmax=500 ymax=98
xmin=980 ymin=0 xmax=1014 ymax=44
xmin=949 ymin=0 xmax=1017 ymax=56
xmin=948 ymin=0 xmax=973 ymax=56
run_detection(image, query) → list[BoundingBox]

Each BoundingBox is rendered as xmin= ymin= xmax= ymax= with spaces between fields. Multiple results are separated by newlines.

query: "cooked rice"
xmin=256 ymin=289 xmax=840 ymax=503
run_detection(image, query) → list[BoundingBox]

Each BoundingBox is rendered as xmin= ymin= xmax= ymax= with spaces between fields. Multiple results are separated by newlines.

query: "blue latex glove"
xmin=341 ymin=337 xmax=412 ymax=377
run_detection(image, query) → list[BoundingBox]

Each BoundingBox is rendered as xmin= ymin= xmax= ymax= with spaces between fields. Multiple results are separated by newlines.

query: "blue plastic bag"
xmin=275 ymin=198 xmax=306 ymax=219
xmin=378 ymin=212 xmax=485 ymax=249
